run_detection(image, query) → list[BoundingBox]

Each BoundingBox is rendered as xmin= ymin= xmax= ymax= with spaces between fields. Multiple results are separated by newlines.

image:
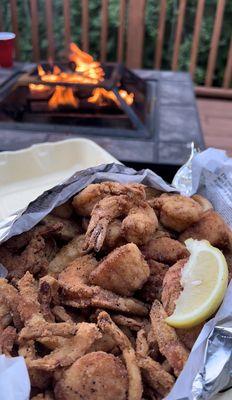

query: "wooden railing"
xmin=1 ymin=0 xmax=232 ymax=98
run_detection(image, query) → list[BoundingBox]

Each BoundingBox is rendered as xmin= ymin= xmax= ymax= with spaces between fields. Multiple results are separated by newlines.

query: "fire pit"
xmin=0 ymin=44 xmax=155 ymax=139
xmin=0 ymin=44 xmax=204 ymax=166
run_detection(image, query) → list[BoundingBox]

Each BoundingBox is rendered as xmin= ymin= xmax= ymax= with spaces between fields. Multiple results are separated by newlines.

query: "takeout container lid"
xmin=0 ymin=138 xmax=118 ymax=221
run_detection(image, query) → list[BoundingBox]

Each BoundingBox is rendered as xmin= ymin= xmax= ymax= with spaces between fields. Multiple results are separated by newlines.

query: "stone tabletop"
xmin=0 ymin=64 xmax=205 ymax=166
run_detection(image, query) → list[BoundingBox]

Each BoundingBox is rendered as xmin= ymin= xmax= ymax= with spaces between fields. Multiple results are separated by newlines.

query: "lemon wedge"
xmin=166 ymin=238 xmax=228 ymax=328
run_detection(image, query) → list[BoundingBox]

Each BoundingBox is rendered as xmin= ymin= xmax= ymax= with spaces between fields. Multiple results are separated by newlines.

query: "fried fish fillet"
xmin=89 ymin=243 xmax=150 ymax=296
xmin=141 ymin=237 xmax=189 ymax=265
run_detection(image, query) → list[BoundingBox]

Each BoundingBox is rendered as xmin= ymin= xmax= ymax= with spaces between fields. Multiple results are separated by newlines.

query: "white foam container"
xmin=0 ymin=138 xmax=119 ymax=220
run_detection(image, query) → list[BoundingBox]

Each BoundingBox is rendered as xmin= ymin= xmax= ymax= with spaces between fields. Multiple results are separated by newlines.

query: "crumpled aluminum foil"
xmin=172 ymin=142 xmax=200 ymax=195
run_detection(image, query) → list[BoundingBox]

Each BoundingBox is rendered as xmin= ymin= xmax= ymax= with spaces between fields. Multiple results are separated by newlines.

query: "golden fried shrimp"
xmin=38 ymin=336 xmax=67 ymax=351
xmin=121 ymin=202 xmax=158 ymax=245
xmin=19 ymin=314 xmax=77 ymax=342
xmin=140 ymin=260 xmax=168 ymax=303
xmin=111 ymin=315 xmax=146 ymax=332
xmin=39 ymin=275 xmax=60 ymax=322
xmin=150 ymin=300 xmax=189 ymax=377
xmin=161 ymin=258 xmax=188 ymax=316
xmin=17 ymin=271 xmax=41 ymax=323
xmin=84 ymin=195 xmax=134 ymax=252
xmin=90 ymin=332 xmax=117 ymax=353
xmin=191 ymin=194 xmax=213 ymax=212
xmin=48 ymin=234 xmax=86 ymax=276
xmin=62 ymin=285 xmax=148 ymax=316
xmin=179 ymin=210 xmax=231 ymax=249
xmin=19 ymin=341 xmax=53 ymax=391
xmin=0 ymin=278 xmax=22 ymax=329
xmin=27 ymin=323 xmax=101 ymax=371
xmin=52 ymin=200 xmax=73 ymax=219
xmin=141 ymin=236 xmax=189 ymax=265
xmin=84 ymin=194 xmax=155 ymax=252
xmin=72 ymin=182 xmax=146 ymax=216
xmin=1 ymin=235 xmax=48 ymax=280
xmin=136 ymin=329 xmax=175 ymax=397
xmin=0 ymin=326 xmax=17 ymax=355
xmin=151 ymin=194 xmax=203 ymax=232
xmin=54 ymin=351 xmax=128 ymax=400
xmin=103 ymin=219 xmax=125 ymax=250
xmin=97 ymin=311 xmax=143 ymax=400
xmin=0 ymin=302 xmax=12 ymax=332
xmin=89 ymin=243 xmax=150 ymax=296
xmin=52 ymin=306 xmax=74 ymax=323
xmin=42 ymin=214 xmax=80 ymax=241
xmin=3 ymin=222 xmax=62 ymax=254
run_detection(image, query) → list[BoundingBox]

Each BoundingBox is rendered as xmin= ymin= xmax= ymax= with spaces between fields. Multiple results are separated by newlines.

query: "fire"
xmin=69 ymin=42 xmax=105 ymax=84
xmin=29 ymin=83 xmax=50 ymax=93
xmin=29 ymin=42 xmax=134 ymax=110
xmin=88 ymin=88 xmax=134 ymax=107
xmin=48 ymin=86 xmax=79 ymax=109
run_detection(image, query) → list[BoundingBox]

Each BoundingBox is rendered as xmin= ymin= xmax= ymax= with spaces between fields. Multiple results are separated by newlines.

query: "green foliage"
xmin=1 ymin=0 xmax=231 ymax=86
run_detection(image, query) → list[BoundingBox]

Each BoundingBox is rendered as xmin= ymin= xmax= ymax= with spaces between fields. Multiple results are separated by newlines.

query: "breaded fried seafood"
xmin=0 ymin=183 xmax=230 ymax=399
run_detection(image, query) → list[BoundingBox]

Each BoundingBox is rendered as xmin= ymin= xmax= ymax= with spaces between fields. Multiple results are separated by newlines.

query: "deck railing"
xmin=1 ymin=0 xmax=232 ymax=98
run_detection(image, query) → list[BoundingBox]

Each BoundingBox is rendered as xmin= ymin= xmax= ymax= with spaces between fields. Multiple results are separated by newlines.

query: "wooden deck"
xmin=197 ymin=98 xmax=232 ymax=156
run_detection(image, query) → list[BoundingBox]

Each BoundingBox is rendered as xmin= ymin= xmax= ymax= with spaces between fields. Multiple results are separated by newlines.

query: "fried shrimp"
xmin=48 ymin=234 xmax=86 ymax=276
xmin=150 ymin=300 xmax=189 ymax=377
xmin=54 ymin=351 xmax=128 ymax=400
xmin=140 ymin=260 xmax=168 ymax=303
xmin=42 ymin=214 xmax=80 ymax=241
xmin=136 ymin=329 xmax=175 ymax=397
xmin=0 ymin=278 xmax=22 ymax=328
xmin=141 ymin=236 xmax=189 ymax=265
xmin=161 ymin=258 xmax=188 ymax=316
xmin=2 ymin=182 xmax=230 ymax=399
xmin=150 ymin=194 xmax=203 ymax=232
xmin=98 ymin=311 xmax=143 ymax=400
xmin=0 ymin=326 xmax=17 ymax=355
xmin=89 ymin=243 xmax=150 ymax=296
xmin=62 ymin=286 xmax=148 ymax=316
xmin=27 ymin=323 xmax=101 ymax=371
xmin=0 ymin=235 xmax=48 ymax=280
xmin=72 ymin=182 xmax=145 ymax=216
xmin=84 ymin=195 xmax=157 ymax=252
xmin=179 ymin=210 xmax=231 ymax=249
xmin=121 ymin=202 xmax=158 ymax=245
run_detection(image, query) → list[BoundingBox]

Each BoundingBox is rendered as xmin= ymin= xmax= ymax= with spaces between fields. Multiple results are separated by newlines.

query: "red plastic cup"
xmin=0 ymin=32 xmax=16 ymax=68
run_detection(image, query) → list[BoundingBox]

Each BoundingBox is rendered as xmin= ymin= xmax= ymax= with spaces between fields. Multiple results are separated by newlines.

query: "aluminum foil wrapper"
xmin=1 ymin=147 xmax=232 ymax=400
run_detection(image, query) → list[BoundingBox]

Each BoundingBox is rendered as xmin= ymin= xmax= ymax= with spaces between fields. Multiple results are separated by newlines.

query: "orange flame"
xmin=88 ymin=88 xmax=134 ymax=107
xmin=29 ymin=43 xmax=134 ymax=110
xmin=48 ymin=86 xmax=79 ymax=109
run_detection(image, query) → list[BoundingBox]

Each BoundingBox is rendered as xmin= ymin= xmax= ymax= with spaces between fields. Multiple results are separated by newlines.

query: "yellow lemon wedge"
xmin=166 ymin=238 xmax=228 ymax=328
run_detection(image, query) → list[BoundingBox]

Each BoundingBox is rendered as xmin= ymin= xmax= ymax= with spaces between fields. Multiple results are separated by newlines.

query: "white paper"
xmin=0 ymin=355 xmax=30 ymax=400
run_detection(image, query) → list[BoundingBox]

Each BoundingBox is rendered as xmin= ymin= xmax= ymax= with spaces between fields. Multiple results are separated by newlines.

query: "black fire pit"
xmin=0 ymin=64 xmax=205 ymax=166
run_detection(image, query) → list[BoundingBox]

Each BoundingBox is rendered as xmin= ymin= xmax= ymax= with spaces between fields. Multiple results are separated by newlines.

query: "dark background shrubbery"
xmin=2 ymin=0 xmax=232 ymax=86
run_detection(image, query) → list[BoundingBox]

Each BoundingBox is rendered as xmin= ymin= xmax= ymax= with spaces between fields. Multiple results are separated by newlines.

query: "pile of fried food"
xmin=0 ymin=182 xmax=231 ymax=400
